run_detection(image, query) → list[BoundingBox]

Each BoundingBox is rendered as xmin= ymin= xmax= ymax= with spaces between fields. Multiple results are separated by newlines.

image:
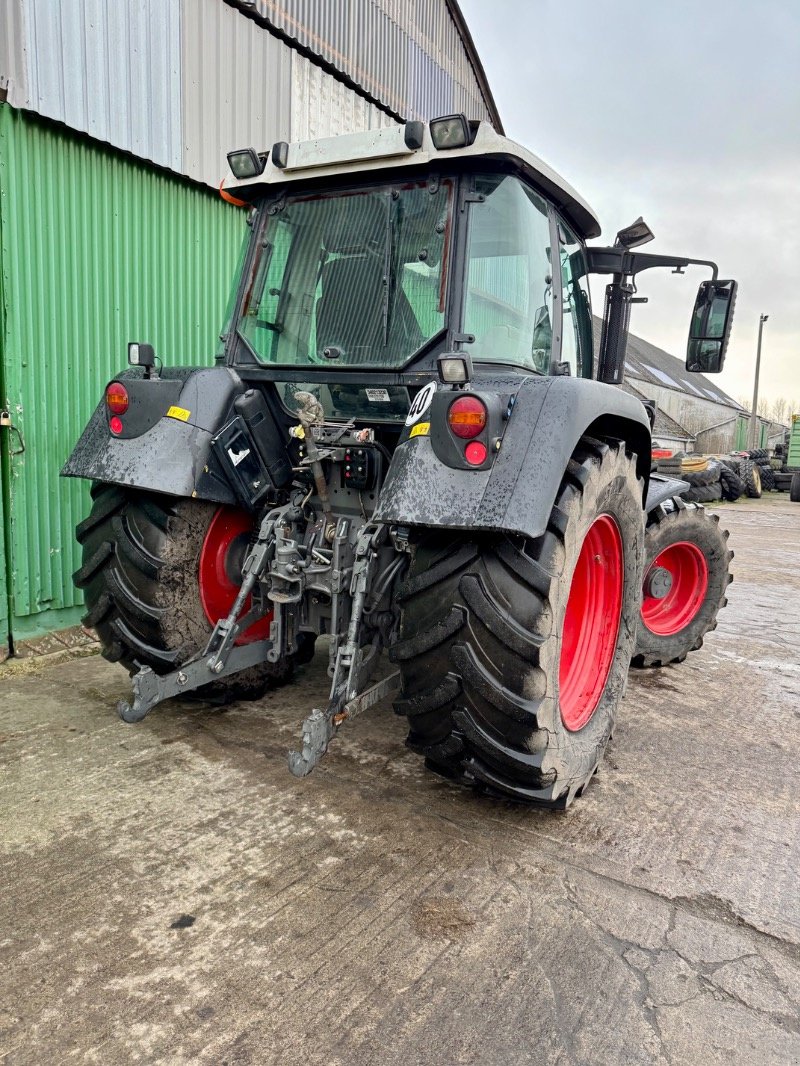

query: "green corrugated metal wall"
xmin=0 ymin=104 xmax=245 ymax=644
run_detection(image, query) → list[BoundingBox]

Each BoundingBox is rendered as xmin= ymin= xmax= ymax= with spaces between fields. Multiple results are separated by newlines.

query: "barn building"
xmin=596 ymin=319 xmax=778 ymax=455
xmin=0 ymin=0 xmax=500 ymax=655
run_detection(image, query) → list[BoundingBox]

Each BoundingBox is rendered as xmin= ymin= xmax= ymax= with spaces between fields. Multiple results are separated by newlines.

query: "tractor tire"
xmin=719 ymin=464 xmax=745 ymax=502
xmin=758 ymin=464 xmax=775 ymax=491
xmin=392 ymin=437 xmax=644 ymax=808
xmin=790 ymin=472 xmax=800 ymax=503
xmin=633 ymin=501 xmax=732 ymax=668
xmin=740 ymin=460 xmax=762 ymax=498
xmin=74 ymin=484 xmax=295 ymax=702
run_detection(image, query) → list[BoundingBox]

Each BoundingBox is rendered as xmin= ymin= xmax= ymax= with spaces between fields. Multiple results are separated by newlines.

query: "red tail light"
xmin=105 ymin=382 xmax=129 ymax=415
xmin=447 ymin=396 xmax=487 ymax=439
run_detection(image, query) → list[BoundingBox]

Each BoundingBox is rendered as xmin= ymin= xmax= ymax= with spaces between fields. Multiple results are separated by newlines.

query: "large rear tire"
xmin=632 ymin=501 xmax=732 ymax=668
xmin=392 ymin=438 xmax=644 ymax=808
xmin=74 ymin=484 xmax=294 ymax=701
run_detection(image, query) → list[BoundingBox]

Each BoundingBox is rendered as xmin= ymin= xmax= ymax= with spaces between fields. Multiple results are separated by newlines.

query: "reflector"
xmin=464 ymin=440 xmax=488 ymax=466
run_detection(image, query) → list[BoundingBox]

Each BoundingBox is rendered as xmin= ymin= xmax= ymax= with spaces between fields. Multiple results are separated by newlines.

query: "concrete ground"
xmin=1 ymin=496 xmax=798 ymax=1065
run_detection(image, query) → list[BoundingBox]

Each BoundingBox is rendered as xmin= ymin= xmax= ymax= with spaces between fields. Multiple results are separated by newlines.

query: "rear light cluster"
xmin=447 ymin=396 xmax=488 ymax=466
xmin=105 ymin=382 xmax=128 ymax=436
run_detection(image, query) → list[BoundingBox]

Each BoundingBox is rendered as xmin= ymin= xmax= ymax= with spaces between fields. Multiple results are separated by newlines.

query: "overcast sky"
xmin=459 ymin=0 xmax=800 ymax=408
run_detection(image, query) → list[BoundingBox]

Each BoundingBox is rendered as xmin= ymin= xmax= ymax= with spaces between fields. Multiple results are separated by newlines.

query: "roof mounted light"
xmin=430 ymin=114 xmax=471 ymax=150
xmin=226 ymin=148 xmax=266 ymax=180
xmin=614 ymin=216 xmax=655 ymax=250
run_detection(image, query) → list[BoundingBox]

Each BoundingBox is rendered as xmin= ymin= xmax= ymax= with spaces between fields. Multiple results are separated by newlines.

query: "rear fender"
xmin=60 ymin=367 xmax=245 ymax=504
xmin=374 ymin=375 xmax=652 ymax=540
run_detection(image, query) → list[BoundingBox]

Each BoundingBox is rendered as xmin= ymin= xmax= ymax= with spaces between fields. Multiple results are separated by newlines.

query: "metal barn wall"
xmin=1 ymin=0 xmax=499 ymax=193
xmin=290 ymin=51 xmax=397 ymax=140
xmin=11 ymin=0 xmax=183 ymax=173
xmin=0 ymin=105 xmax=246 ymax=637
xmin=0 ymin=0 xmax=28 ymax=106
xmin=181 ymin=0 xmax=293 ymax=187
xmin=227 ymin=0 xmax=498 ymax=125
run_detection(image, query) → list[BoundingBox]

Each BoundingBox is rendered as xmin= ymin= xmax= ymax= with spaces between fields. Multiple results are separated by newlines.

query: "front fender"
xmin=374 ymin=375 xmax=652 ymax=540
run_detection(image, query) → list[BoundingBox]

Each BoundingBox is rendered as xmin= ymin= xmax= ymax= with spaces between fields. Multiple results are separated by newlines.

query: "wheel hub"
xmin=198 ymin=507 xmax=272 ymax=644
xmin=645 ymin=565 xmax=673 ymax=600
xmin=641 ymin=541 xmax=708 ymax=636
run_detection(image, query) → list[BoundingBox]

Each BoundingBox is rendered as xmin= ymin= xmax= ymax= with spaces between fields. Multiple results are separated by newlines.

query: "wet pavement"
xmin=1 ymin=496 xmax=798 ymax=1064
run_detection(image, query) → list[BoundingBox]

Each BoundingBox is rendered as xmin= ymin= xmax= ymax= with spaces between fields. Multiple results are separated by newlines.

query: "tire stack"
xmin=678 ymin=456 xmax=723 ymax=503
xmin=747 ymin=449 xmax=775 ymax=491
xmin=653 ymin=451 xmax=684 ymax=478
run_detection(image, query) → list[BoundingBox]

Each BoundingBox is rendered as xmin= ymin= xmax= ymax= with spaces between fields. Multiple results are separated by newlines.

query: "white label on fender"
xmin=405 ymin=381 xmax=437 ymax=426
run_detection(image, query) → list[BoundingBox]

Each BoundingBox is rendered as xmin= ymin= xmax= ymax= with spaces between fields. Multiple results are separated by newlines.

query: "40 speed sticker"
xmin=405 ymin=380 xmax=437 ymax=426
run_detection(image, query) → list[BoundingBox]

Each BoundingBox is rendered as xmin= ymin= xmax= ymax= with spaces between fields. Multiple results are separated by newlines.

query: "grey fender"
xmin=61 ymin=367 xmax=244 ymax=504
xmin=645 ymin=474 xmax=690 ymax=513
xmin=374 ymin=375 xmax=652 ymax=540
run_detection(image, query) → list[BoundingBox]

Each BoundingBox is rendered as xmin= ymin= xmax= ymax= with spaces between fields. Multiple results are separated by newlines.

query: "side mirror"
xmin=686 ymin=279 xmax=737 ymax=373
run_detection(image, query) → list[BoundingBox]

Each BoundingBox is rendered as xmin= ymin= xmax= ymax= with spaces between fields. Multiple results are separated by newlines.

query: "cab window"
xmin=463 ymin=175 xmax=554 ymax=373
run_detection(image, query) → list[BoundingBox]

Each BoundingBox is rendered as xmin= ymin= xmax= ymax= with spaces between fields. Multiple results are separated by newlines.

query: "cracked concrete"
xmin=1 ymin=496 xmax=798 ymax=1064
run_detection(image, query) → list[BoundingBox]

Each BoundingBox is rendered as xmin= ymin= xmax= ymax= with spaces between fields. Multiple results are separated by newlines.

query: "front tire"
xmin=392 ymin=438 xmax=644 ymax=808
xmin=633 ymin=501 xmax=732 ymax=668
xmin=74 ymin=484 xmax=294 ymax=701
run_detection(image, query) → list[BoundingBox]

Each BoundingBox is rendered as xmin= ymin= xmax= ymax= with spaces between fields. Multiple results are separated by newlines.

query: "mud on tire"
xmin=391 ymin=438 xmax=644 ymax=808
xmin=74 ymin=484 xmax=294 ymax=702
xmin=632 ymin=500 xmax=732 ymax=668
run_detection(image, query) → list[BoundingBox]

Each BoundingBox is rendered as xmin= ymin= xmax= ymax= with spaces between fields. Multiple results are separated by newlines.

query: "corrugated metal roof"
xmin=21 ymin=0 xmax=182 ymax=172
xmin=226 ymin=0 xmax=502 ymax=128
xmin=181 ymin=0 xmax=293 ymax=187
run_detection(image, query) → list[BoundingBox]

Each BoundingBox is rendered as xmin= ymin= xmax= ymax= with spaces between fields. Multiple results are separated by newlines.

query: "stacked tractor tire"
xmin=653 ymin=451 xmax=771 ymax=503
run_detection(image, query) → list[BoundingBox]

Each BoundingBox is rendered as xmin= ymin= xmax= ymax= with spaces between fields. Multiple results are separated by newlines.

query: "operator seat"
xmin=316 ymin=254 xmax=385 ymax=362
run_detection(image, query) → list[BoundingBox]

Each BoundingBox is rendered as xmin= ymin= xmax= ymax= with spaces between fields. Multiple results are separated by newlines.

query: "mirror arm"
xmin=585 ymin=246 xmax=719 ymax=281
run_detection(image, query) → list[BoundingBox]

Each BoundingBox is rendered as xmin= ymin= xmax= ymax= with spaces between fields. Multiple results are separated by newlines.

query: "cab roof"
xmin=222 ymin=121 xmax=601 ymax=241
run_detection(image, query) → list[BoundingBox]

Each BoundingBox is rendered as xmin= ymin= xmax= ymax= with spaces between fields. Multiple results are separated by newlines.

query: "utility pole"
xmin=749 ymin=313 xmax=769 ymax=449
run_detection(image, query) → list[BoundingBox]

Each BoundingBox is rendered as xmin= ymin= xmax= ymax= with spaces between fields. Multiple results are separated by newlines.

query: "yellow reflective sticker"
xmin=409 ymin=421 xmax=430 ymax=438
xmin=166 ymin=405 xmax=191 ymax=422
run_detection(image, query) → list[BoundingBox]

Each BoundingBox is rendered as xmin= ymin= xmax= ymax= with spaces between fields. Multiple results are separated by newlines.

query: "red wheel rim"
xmin=559 ymin=514 xmax=624 ymax=732
xmin=198 ymin=507 xmax=272 ymax=644
xmin=641 ymin=541 xmax=708 ymax=636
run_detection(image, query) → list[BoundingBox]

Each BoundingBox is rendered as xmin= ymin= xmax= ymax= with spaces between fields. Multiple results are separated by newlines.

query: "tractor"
xmin=63 ymin=116 xmax=737 ymax=807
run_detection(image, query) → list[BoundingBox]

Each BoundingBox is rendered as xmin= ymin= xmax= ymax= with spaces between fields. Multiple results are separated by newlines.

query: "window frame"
xmin=553 ymin=212 xmax=594 ymax=379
